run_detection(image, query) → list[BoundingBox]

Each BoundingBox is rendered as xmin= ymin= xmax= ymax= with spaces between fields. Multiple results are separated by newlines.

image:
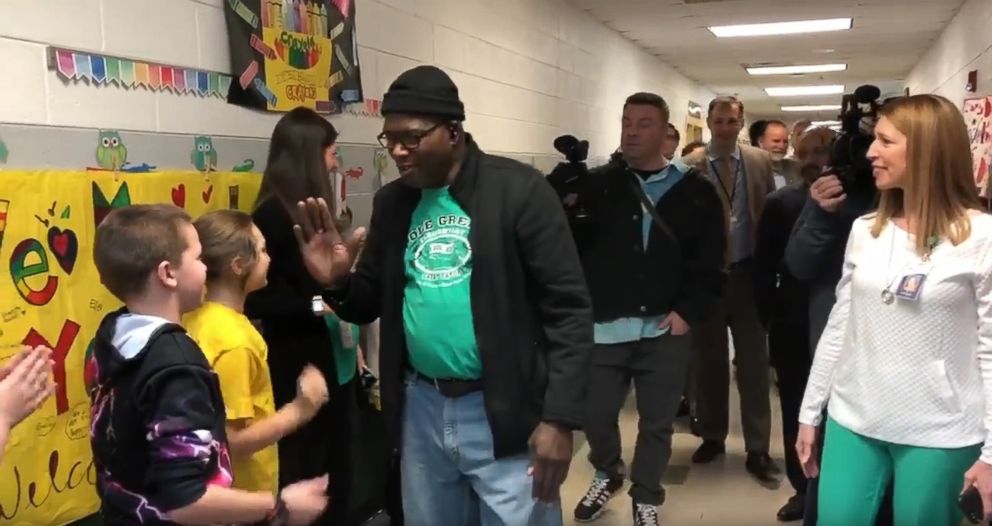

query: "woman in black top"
xmin=246 ymin=107 xmax=358 ymax=525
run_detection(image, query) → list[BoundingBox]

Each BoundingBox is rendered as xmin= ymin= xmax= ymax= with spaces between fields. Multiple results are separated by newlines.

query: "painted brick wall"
xmin=906 ymin=0 xmax=992 ymax=106
xmin=0 ymin=0 xmax=712 ymax=160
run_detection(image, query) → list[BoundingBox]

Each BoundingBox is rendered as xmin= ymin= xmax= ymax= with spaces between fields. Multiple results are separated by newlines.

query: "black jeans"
xmin=584 ymin=333 xmax=692 ymax=505
xmin=769 ymin=318 xmax=811 ymax=495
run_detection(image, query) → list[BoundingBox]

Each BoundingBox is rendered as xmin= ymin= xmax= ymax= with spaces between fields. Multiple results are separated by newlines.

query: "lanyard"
xmin=710 ymin=156 xmax=745 ymax=210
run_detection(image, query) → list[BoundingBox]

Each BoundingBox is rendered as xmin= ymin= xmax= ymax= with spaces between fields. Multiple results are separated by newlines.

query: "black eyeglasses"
xmin=377 ymin=122 xmax=445 ymax=150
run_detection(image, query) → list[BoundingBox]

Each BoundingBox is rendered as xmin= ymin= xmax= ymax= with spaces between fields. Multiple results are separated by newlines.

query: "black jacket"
xmin=88 ymin=309 xmax=231 ymax=525
xmin=248 ymin=197 xmax=340 ymax=404
xmin=247 ymin=198 xmax=361 ymax=525
xmin=754 ymin=181 xmax=810 ymax=328
xmin=785 ymin=187 xmax=876 ymax=352
xmin=325 ymin=137 xmax=593 ymax=458
xmin=564 ymin=160 xmax=726 ymax=324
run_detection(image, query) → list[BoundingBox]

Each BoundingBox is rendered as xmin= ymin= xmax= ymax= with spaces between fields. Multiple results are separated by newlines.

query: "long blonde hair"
xmin=870 ymin=94 xmax=982 ymax=254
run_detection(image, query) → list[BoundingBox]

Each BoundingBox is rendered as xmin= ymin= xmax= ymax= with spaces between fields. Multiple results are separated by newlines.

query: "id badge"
xmin=895 ymin=274 xmax=927 ymax=302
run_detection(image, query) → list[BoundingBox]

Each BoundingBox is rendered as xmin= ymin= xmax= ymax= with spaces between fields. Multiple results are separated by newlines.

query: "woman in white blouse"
xmin=796 ymin=94 xmax=992 ymax=525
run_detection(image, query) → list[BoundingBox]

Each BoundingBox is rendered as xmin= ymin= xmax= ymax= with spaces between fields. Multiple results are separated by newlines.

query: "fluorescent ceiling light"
xmin=747 ymin=63 xmax=847 ymax=76
xmin=709 ymin=18 xmax=852 ymax=38
xmin=811 ymin=120 xmax=841 ymax=127
xmin=781 ymin=104 xmax=843 ymax=112
xmin=766 ymin=85 xmax=845 ymax=97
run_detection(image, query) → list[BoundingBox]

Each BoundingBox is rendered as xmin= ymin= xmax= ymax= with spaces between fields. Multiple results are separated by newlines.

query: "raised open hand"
xmin=292 ymin=197 xmax=366 ymax=288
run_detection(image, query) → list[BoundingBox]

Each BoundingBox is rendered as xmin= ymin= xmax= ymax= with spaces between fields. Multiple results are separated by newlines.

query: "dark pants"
xmin=769 ymin=319 xmax=811 ymax=495
xmin=803 ymin=416 xmax=894 ymax=526
xmin=275 ymin=376 xmax=357 ymax=525
xmin=584 ymin=333 xmax=692 ymax=505
xmin=691 ymin=265 xmax=772 ymax=453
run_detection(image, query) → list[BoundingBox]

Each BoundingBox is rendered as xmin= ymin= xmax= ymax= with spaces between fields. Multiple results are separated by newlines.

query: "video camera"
xmin=830 ymin=84 xmax=882 ymax=194
xmin=546 ymin=134 xmax=592 ymax=222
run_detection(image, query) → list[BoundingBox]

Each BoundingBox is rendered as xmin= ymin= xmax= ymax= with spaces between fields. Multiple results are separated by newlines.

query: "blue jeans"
xmin=401 ymin=376 xmax=563 ymax=526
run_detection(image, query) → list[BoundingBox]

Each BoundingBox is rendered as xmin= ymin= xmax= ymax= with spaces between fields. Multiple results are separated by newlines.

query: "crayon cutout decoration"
xmin=274 ymin=31 xmax=322 ymax=70
xmin=266 ymin=0 xmax=330 ymax=36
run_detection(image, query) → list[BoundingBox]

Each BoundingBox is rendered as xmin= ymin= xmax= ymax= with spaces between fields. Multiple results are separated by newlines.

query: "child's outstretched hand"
xmin=0 ymin=346 xmax=55 ymax=428
xmin=294 ymin=365 xmax=329 ymax=419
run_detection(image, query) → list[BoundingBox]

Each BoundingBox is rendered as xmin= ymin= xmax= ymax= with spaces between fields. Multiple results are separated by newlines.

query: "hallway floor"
xmin=561 ymin=383 xmax=797 ymax=526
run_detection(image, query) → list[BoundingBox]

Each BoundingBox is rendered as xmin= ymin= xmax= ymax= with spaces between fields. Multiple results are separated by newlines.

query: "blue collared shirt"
xmin=593 ymin=161 xmax=687 ymax=345
xmin=707 ymin=147 xmax=752 ymax=263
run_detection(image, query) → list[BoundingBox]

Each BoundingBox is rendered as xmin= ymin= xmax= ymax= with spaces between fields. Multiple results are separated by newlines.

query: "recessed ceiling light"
xmin=708 ymin=18 xmax=852 ymax=38
xmin=746 ymin=63 xmax=847 ymax=76
xmin=766 ymin=85 xmax=846 ymax=97
xmin=781 ymin=104 xmax=843 ymax=112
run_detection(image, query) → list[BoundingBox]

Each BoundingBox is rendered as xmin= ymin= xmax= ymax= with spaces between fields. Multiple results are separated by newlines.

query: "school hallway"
xmin=562 ymin=377 xmax=796 ymax=526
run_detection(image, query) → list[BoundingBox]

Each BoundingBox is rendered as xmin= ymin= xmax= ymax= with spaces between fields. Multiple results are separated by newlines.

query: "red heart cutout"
xmin=345 ymin=167 xmax=364 ymax=179
xmin=47 ymin=227 xmax=78 ymax=274
xmin=172 ymin=184 xmax=186 ymax=208
xmin=53 ymin=233 xmax=69 ymax=255
xmin=202 ymin=185 xmax=214 ymax=203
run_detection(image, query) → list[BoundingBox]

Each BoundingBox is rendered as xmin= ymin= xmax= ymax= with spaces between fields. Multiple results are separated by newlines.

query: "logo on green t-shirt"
xmin=407 ymin=214 xmax=472 ymax=288
xmin=402 ymin=189 xmax=481 ymax=379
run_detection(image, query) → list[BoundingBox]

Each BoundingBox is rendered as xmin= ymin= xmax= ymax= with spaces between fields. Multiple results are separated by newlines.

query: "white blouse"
xmin=799 ymin=212 xmax=992 ymax=463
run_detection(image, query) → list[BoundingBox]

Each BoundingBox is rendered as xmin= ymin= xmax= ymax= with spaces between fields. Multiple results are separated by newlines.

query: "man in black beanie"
xmin=292 ymin=65 xmax=593 ymax=525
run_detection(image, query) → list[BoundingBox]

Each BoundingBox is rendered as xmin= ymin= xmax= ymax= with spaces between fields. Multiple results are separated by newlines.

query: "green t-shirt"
xmin=402 ymin=187 xmax=481 ymax=380
xmin=323 ymin=312 xmax=359 ymax=386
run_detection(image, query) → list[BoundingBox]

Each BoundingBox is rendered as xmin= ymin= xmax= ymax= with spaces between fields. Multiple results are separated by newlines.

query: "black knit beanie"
xmin=381 ymin=65 xmax=465 ymax=121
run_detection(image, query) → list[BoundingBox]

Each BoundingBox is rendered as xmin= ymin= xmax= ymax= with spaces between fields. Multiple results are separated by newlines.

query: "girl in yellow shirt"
xmin=185 ymin=209 xmax=329 ymax=493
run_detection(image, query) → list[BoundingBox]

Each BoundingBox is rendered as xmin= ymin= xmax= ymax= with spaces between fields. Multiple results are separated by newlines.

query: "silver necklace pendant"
xmin=881 ymin=289 xmax=895 ymax=305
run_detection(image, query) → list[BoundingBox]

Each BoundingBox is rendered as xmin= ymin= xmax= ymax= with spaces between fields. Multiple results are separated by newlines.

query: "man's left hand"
xmin=659 ymin=312 xmax=690 ymax=336
xmin=528 ymin=422 xmax=572 ymax=503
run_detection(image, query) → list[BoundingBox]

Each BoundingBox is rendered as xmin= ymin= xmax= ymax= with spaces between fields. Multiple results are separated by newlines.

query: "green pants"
xmin=818 ymin=417 xmax=980 ymax=526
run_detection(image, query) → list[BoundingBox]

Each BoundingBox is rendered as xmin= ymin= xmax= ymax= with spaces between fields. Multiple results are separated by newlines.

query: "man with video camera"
xmin=784 ymin=84 xmax=889 ymax=526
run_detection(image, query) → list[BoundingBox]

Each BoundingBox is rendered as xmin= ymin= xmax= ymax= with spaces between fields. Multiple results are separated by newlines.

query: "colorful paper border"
xmin=48 ymin=47 xmax=233 ymax=99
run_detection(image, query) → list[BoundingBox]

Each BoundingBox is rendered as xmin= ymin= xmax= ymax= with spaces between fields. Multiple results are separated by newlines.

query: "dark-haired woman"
xmin=246 ymin=107 xmax=362 ymax=525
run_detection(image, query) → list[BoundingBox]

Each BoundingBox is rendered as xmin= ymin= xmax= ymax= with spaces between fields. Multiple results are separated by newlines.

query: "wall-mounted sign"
xmin=688 ymin=101 xmax=704 ymax=119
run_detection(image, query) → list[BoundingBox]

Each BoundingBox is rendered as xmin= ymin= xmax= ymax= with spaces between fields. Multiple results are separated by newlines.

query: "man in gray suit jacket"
xmin=682 ymin=95 xmax=779 ymax=482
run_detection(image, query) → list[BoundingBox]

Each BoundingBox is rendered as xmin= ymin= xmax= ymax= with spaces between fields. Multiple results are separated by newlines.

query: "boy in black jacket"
xmin=88 ymin=204 xmax=327 ymax=525
xmin=559 ymin=93 xmax=726 ymax=525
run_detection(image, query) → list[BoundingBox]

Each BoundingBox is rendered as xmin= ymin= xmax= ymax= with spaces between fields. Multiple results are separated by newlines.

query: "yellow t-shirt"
xmin=184 ymin=302 xmax=278 ymax=493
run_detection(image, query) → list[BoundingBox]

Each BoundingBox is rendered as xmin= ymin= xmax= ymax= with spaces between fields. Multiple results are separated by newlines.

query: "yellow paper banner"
xmin=263 ymin=28 xmax=334 ymax=111
xmin=0 ymin=170 xmax=261 ymax=526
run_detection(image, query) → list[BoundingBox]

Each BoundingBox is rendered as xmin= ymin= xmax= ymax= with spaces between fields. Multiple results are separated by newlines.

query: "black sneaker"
xmin=574 ymin=474 xmax=623 ymax=522
xmin=633 ymin=502 xmax=660 ymax=526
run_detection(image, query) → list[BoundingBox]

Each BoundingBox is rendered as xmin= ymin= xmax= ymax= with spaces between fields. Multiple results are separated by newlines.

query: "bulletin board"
xmin=963 ymin=96 xmax=992 ymax=196
xmin=0 ymin=170 xmax=260 ymax=526
xmin=225 ymin=0 xmax=363 ymax=114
